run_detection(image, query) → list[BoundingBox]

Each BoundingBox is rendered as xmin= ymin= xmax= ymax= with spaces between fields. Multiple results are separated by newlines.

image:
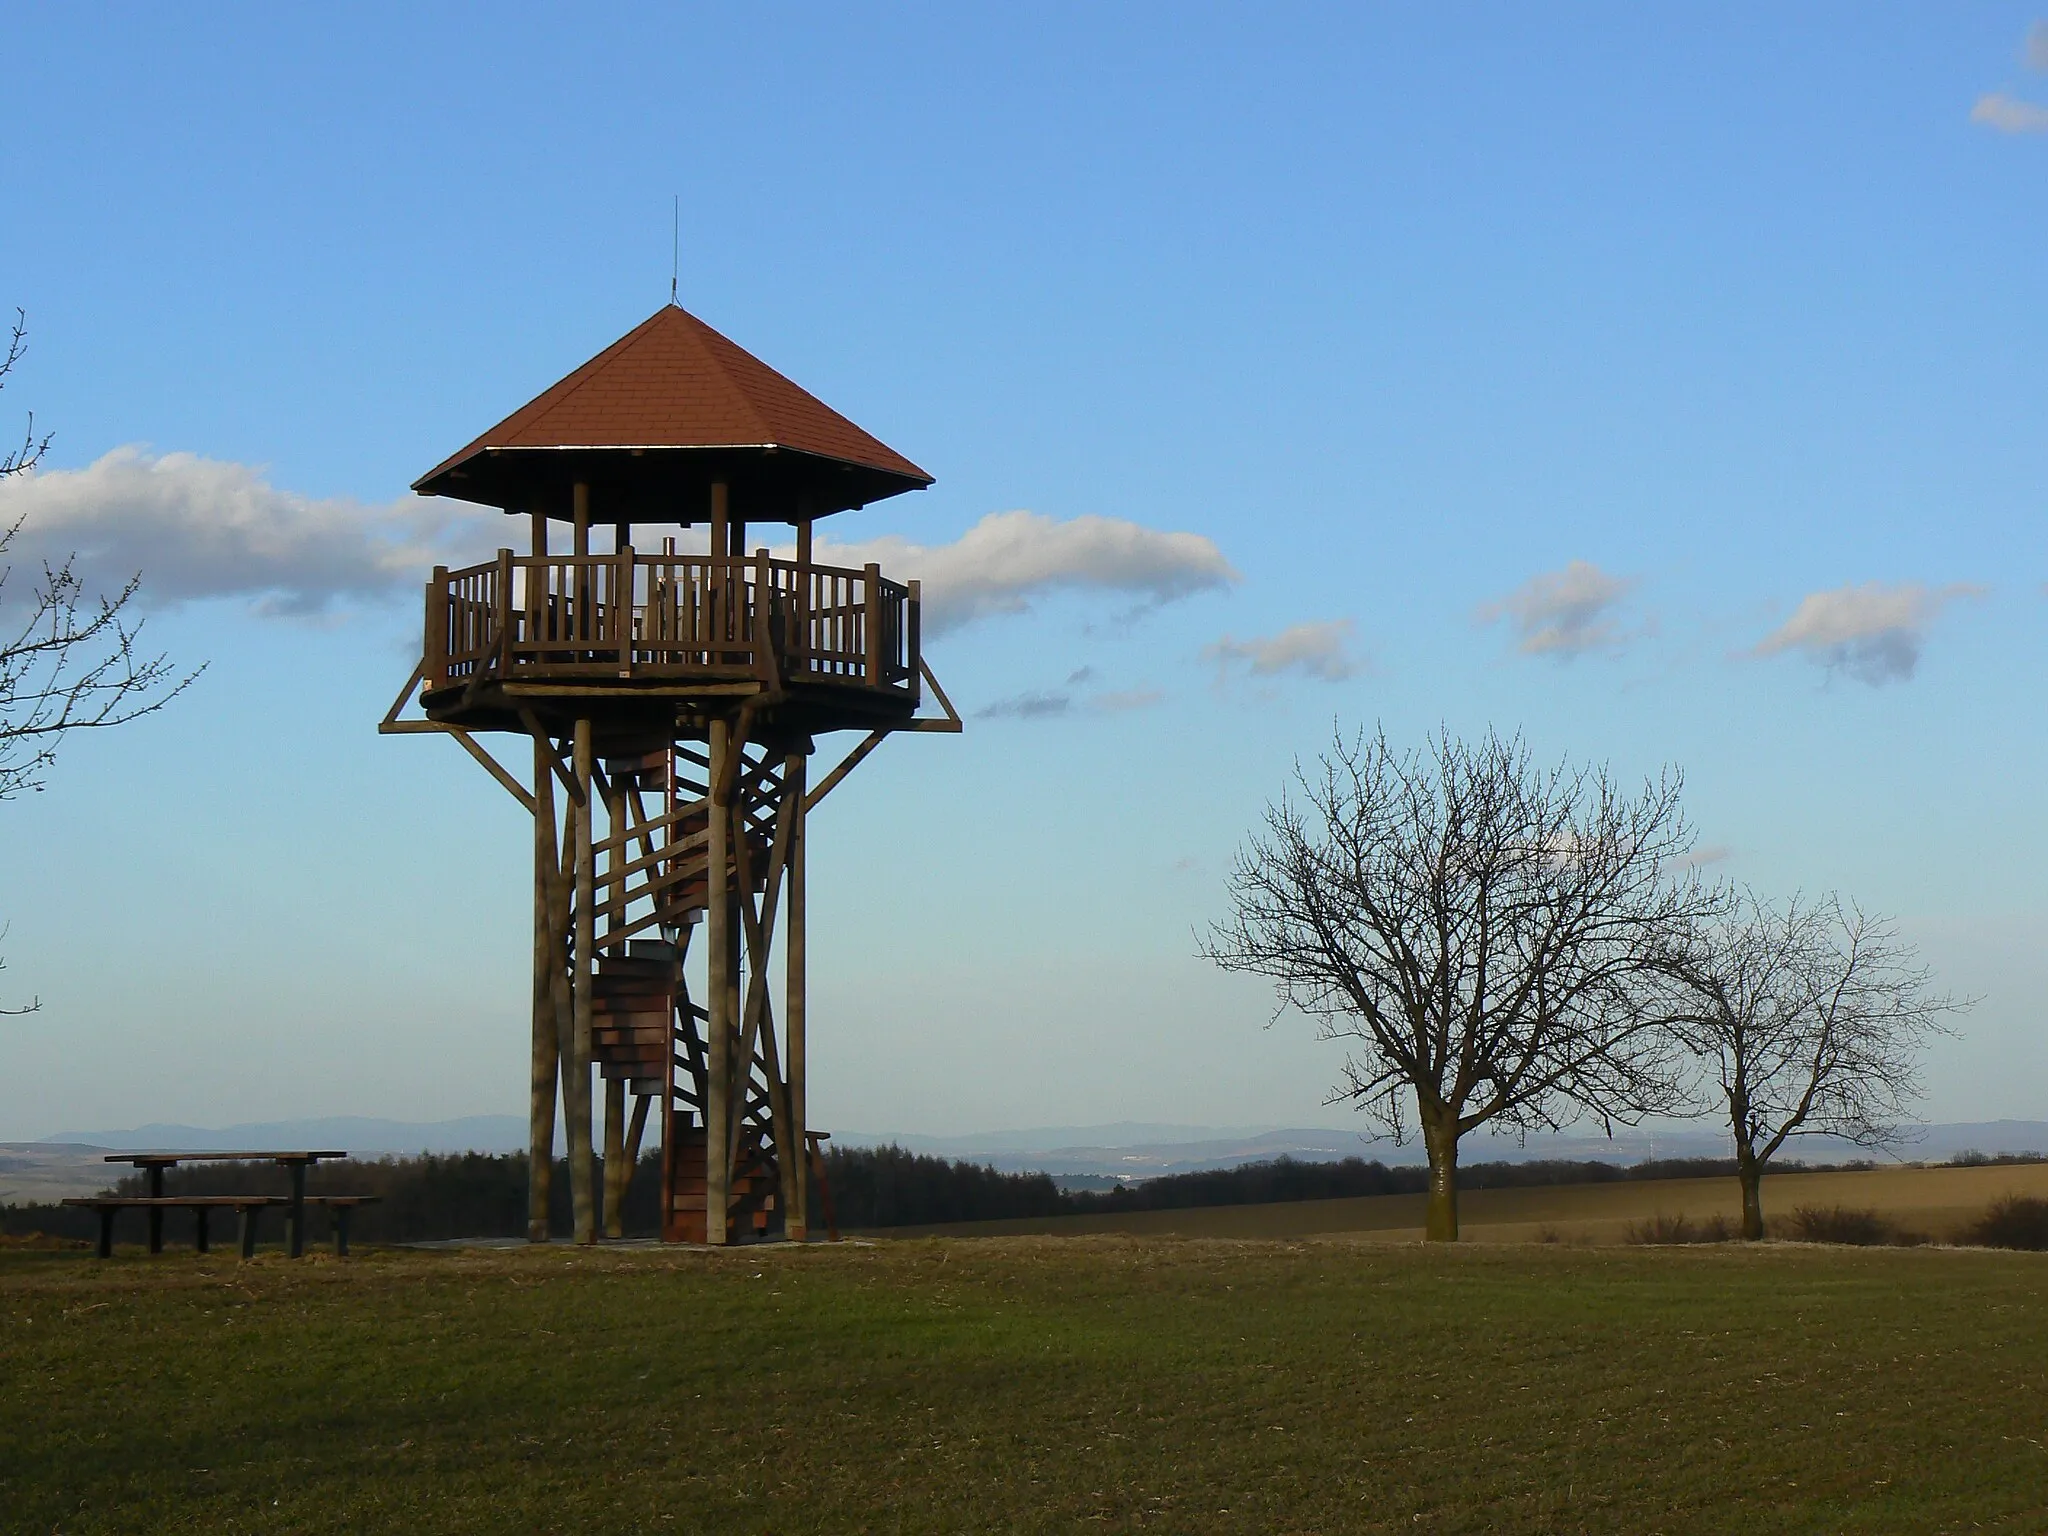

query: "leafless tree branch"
xmin=0 ymin=310 xmax=202 ymax=1015
xmin=1201 ymin=725 xmax=1724 ymax=1240
xmin=0 ymin=311 xmax=51 ymax=481
xmin=1662 ymin=888 xmax=1963 ymax=1237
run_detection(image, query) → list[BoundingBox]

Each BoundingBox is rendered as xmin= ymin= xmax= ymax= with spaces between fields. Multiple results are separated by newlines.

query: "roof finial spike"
xmin=671 ymin=195 xmax=680 ymax=307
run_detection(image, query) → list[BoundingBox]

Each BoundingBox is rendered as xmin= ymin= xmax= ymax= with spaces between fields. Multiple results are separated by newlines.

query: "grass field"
xmin=895 ymin=1160 xmax=2048 ymax=1243
xmin=4 ymin=1231 xmax=2047 ymax=1534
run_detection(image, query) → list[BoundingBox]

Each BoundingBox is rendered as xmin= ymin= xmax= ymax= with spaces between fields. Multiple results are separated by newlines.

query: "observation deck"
xmin=420 ymin=549 xmax=923 ymax=742
xmin=385 ymin=300 xmax=958 ymax=1247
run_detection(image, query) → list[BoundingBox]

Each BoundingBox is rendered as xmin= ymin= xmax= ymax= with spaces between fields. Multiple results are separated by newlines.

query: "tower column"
xmin=785 ymin=749 xmax=809 ymax=1240
xmin=704 ymin=715 xmax=733 ymax=1245
xmin=529 ymin=735 xmax=560 ymax=1242
xmin=601 ymin=774 xmax=630 ymax=1238
xmin=569 ymin=717 xmax=597 ymax=1243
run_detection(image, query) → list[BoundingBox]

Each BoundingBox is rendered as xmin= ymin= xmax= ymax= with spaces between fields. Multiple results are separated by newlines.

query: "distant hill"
xmin=28 ymin=1114 xmax=2048 ymax=1183
xmin=38 ymin=1115 xmax=529 ymax=1155
xmin=838 ymin=1120 xmax=2048 ymax=1179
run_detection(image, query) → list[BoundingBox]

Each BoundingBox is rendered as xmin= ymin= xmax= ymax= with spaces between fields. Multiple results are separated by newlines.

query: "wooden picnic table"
xmin=102 ymin=1151 xmax=350 ymax=1258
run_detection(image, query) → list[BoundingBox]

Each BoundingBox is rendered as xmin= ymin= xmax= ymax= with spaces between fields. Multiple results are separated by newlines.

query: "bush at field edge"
xmin=1966 ymin=1194 xmax=2048 ymax=1251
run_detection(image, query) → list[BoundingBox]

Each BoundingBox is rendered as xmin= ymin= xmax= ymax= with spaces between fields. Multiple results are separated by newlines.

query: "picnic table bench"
xmin=60 ymin=1152 xmax=377 ymax=1259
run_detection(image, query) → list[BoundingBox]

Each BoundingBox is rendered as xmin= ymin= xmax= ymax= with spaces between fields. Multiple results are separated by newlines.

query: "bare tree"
xmin=0 ymin=313 xmax=50 ymax=482
xmin=0 ymin=310 xmax=198 ymax=1012
xmin=1664 ymin=890 xmax=1959 ymax=1239
xmin=1202 ymin=727 xmax=1721 ymax=1240
xmin=0 ymin=310 xmax=196 ymax=803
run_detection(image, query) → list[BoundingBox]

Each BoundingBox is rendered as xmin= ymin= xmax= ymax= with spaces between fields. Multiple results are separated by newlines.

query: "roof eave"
xmin=412 ymin=441 xmax=933 ymax=511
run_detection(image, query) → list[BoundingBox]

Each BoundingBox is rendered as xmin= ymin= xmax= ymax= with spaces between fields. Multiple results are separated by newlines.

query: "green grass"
xmin=3 ymin=1238 xmax=2046 ymax=1533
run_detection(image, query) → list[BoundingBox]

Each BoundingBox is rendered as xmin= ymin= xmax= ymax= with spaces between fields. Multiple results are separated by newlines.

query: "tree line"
xmin=7 ymin=1144 xmax=1968 ymax=1248
xmin=1203 ymin=727 xmax=1963 ymax=1241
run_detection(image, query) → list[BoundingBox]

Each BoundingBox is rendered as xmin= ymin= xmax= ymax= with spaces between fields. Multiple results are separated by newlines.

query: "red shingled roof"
xmin=414 ymin=304 xmax=930 ymax=502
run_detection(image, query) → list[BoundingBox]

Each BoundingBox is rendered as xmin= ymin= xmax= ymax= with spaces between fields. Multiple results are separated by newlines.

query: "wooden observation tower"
xmin=381 ymin=304 xmax=959 ymax=1245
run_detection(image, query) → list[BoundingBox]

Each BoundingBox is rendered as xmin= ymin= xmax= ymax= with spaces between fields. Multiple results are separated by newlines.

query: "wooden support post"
xmin=493 ymin=547 xmax=513 ymax=677
xmin=569 ymin=717 xmax=598 ymax=1244
xmin=908 ymin=579 xmax=922 ymax=702
xmin=425 ymin=567 xmax=448 ymax=690
xmin=863 ymin=562 xmax=882 ymax=686
xmin=705 ymin=715 xmax=733 ymax=1245
xmin=753 ymin=547 xmax=778 ymax=686
xmin=529 ymin=736 xmax=560 ymax=1243
xmin=600 ymin=768 xmax=628 ymax=1237
xmin=709 ymin=481 xmax=730 ymax=665
xmin=794 ymin=511 xmax=813 ymax=677
xmin=785 ymin=750 xmax=809 ymax=1240
xmin=602 ymin=1077 xmax=627 ymax=1239
xmin=573 ymin=482 xmax=591 ymax=658
xmin=287 ymin=1162 xmax=307 ymax=1260
xmin=605 ymin=776 xmax=628 ymax=947
xmin=146 ymin=1163 xmax=164 ymax=1254
xmin=193 ymin=1207 xmax=210 ymax=1255
xmin=617 ymin=540 xmax=636 ymax=675
xmin=529 ymin=506 xmax=547 ymax=659
xmin=660 ymin=1074 xmax=675 ymax=1243
xmin=625 ymin=1091 xmax=652 ymax=1173
xmin=727 ymin=759 xmax=796 ymax=1179
xmin=550 ymin=853 xmax=576 ymax=1238
xmin=808 ymin=1133 xmax=841 ymax=1242
xmin=238 ymin=1205 xmax=258 ymax=1260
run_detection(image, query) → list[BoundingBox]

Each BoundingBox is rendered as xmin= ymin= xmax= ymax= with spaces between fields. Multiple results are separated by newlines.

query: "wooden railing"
xmin=424 ymin=552 xmax=920 ymax=700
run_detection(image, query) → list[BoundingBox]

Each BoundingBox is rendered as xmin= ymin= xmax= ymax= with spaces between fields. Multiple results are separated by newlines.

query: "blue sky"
xmin=0 ymin=5 xmax=2043 ymax=1143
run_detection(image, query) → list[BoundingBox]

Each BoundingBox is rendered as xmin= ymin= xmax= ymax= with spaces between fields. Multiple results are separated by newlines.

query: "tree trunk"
xmin=1422 ymin=1112 xmax=1460 ymax=1242
xmin=1736 ymin=1147 xmax=1765 ymax=1241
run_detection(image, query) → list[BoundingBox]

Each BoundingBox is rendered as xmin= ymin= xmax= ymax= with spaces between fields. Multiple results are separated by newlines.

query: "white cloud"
xmin=818 ymin=510 xmax=1237 ymax=635
xmin=1476 ymin=559 xmax=1641 ymax=658
xmin=0 ymin=456 xmax=1233 ymax=637
xmin=1676 ymin=844 xmax=1734 ymax=871
xmin=0 ymin=446 xmax=493 ymax=616
xmin=1093 ymin=687 xmax=1164 ymax=713
xmin=1972 ymin=92 xmax=2048 ymax=133
xmin=1203 ymin=619 xmax=1363 ymax=683
xmin=1753 ymin=581 xmax=1985 ymax=684
xmin=976 ymin=689 xmax=1073 ymax=720
xmin=975 ymin=682 xmax=1166 ymax=722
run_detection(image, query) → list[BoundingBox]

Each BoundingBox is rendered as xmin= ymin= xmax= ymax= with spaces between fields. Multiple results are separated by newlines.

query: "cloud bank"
xmin=0 ymin=447 xmax=492 ymax=615
xmin=1753 ymin=581 xmax=1984 ymax=684
xmin=975 ymin=682 xmax=1165 ymax=721
xmin=1476 ymin=559 xmax=1640 ymax=658
xmin=1972 ymin=93 xmax=2048 ymax=133
xmin=820 ymin=510 xmax=1236 ymax=634
xmin=1203 ymin=619 xmax=1363 ymax=683
xmin=0 ymin=453 xmax=1234 ymax=638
